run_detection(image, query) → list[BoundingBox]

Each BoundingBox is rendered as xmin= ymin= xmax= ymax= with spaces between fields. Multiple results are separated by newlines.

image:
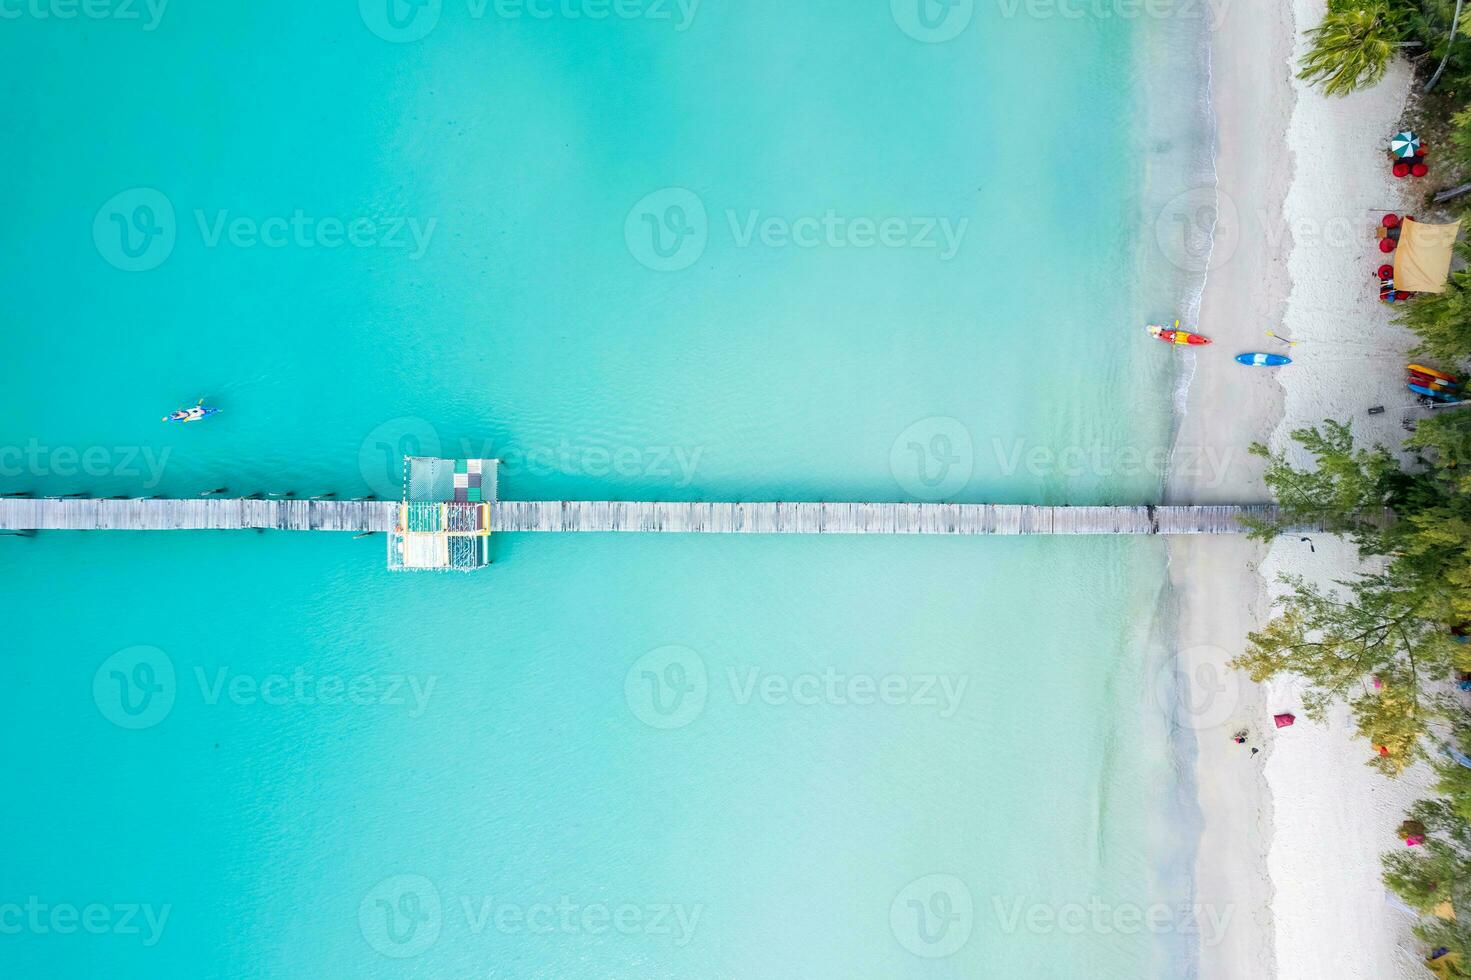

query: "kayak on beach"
xmin=1148 ymin=321 xmax=1211 ymax=346
xmin=1236 ymin=352 xmax=1292 ymax=367
xmin=1409 ymin=382 xmax=1465 ymax=403
xmin=1408 ymin=364 xmax=1462 ymax=386
xmin=1410 ymin=370 xmax=1460 ymax=392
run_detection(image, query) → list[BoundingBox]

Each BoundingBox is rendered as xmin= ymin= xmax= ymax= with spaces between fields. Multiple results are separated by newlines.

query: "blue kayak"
xmin=1236 ymin=352 xmax=1291 ymax=367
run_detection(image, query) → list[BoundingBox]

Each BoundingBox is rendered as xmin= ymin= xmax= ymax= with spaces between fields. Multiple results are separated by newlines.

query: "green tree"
xmin=1425 ymin=0 xmax=1467 ymax=92
xmin=1299 ymin=5 xmax=1400 ymax=95
xmin=1246 ymin=421 xmax=1406 ymax=550
xmin=1238 ymin=422 xmax=1471 ymax=771
xmin=1404 ymin=412 xmax=1471 ymax=625
xmin=1385 ymin=729 xmax=1471 ymax=971
xmin=1396 ymin=245 xmax=1471 ymax=365
xmin=1235 ymin=571 xmax=1461 ymax=773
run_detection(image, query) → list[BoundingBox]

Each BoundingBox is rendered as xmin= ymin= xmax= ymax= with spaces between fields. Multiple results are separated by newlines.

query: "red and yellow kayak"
xmin=1148 ymin=322 xmax=1211 ymax=346
xmin=1410 ymin=370 xmax=1460 ymax=392
xmin=1409 ymin=364 xmax=1461 ymax=385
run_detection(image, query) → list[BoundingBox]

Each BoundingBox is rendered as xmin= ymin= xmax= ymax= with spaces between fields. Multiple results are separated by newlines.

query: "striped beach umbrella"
xmin=1391 ymin=131 xmax=1422 ymax=159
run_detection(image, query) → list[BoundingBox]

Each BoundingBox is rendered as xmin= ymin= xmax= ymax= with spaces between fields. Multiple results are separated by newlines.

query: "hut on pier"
xmin=387 ymin=457 xmax=498 ymax=571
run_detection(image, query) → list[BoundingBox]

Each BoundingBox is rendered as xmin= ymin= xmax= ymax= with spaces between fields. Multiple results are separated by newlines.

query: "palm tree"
xmin=1299 ymin=5 xmax=1397 ymax=96
xmin=1426 ymin=0 xmax=1467 ymax=93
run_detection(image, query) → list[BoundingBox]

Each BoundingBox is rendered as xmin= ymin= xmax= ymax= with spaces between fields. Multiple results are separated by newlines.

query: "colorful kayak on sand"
xmin=162 ymin=398 xmax=222 ymax=423
xmin=1410 ymin=371 xmax=1460 ymax=392
xmin=1236 ymin=352 xmax=1291 ymax=367
xmin=1148 ymin=322 xmax=1211 ymax=346
xmin=1408 ymin=364 xmax=1461 ymax=385
xmin=1409 ymin=382 xmax=1464 ymax=403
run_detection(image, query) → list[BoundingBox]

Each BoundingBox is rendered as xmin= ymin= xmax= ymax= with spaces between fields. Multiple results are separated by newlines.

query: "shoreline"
xmin=1163 ymin=0 xmax=1295 ymax=976
xmin=1172 ymin=0 xmax=1434 ymax=975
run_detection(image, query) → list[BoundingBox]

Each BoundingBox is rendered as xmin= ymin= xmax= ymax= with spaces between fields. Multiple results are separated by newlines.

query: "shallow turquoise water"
xmin=1 ymin=2 xmax=1207 ymax=977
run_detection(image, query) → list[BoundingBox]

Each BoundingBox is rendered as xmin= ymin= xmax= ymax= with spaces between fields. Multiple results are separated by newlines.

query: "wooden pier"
xmin=0 ymin=498 xmax=1310 ymax=536
xmin=0 ymin=498 xmax=399 ymax=532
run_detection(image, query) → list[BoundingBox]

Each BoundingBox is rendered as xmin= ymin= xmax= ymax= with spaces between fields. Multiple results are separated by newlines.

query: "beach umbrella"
xmin=1392 ymin=131 xmax=1422 ymax=158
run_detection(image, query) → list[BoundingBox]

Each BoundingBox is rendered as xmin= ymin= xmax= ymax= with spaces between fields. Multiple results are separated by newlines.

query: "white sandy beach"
xmin=1169 ymin=0 xmax=1437 ymax=976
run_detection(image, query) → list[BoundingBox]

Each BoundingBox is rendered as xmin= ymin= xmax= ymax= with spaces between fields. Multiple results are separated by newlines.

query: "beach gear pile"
xmin=1376 ymin=214 xmax=1463 ymax=303
xmin=1390 ymin=130 xmax=1430 ymax=179
xmin=1377 ymin=262 xmax=1412 ymax=303
xmin=1376 ymin=213 xmax=1415 ymax=302
xmin=1376 ymin=212 xmax=1414 ymax=255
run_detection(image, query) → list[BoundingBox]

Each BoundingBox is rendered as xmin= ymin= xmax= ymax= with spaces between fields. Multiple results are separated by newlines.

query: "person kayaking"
xmin=1147 ymin=320 xmax=1211 ymax=346
xmin=163 ymin=398 xmax=222 ymax=423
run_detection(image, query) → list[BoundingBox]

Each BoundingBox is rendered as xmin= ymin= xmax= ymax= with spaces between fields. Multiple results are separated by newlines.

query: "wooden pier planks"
xmin=0 ymin=498 xmax=1315 ymax=535
xmin=0 ymin=498 xmax=399 ymax=532
xmin=482 ymin=501 xmax=1308 ymax=535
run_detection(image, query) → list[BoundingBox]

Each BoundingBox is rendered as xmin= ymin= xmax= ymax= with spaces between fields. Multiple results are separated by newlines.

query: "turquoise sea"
xmin=1 ymin=2 xmax=1214 ymax=977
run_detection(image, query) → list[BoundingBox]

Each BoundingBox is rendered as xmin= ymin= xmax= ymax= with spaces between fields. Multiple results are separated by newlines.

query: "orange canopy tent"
xmin=1394 ymin=219 xmax=1462 ymax=293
